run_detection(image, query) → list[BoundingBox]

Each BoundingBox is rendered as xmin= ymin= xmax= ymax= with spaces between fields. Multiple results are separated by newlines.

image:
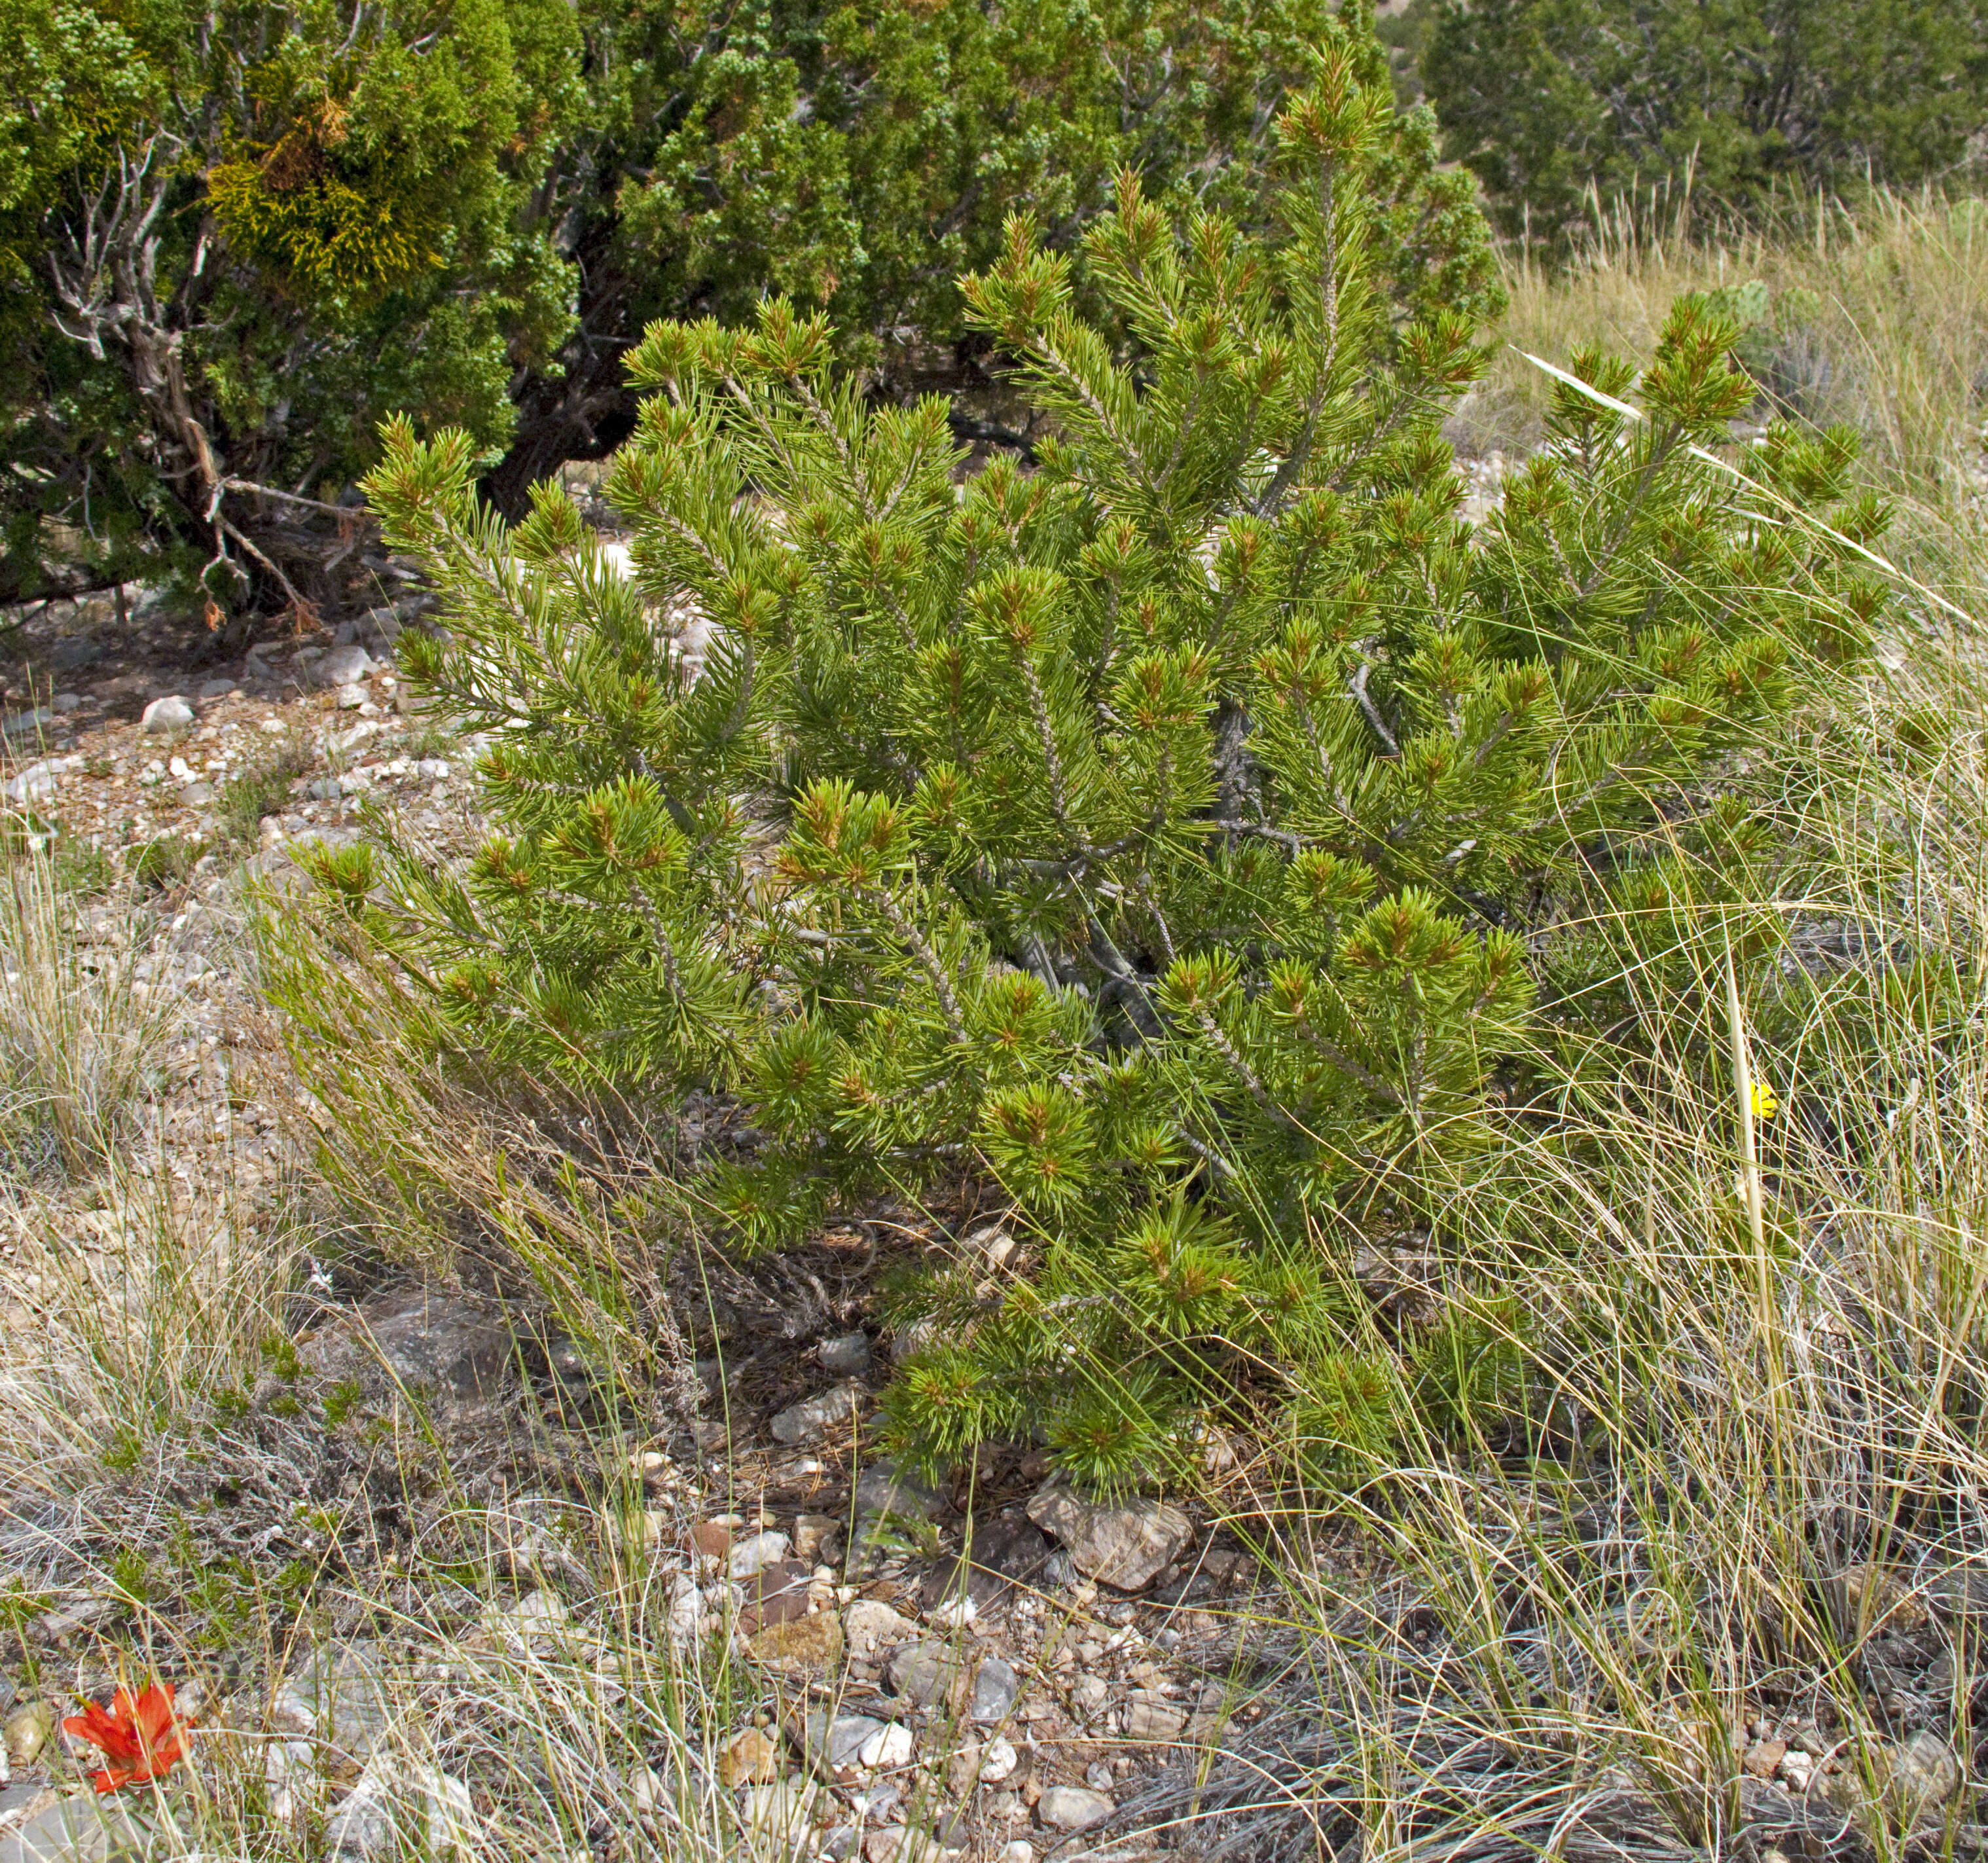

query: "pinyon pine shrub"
xmin=352 ymin=50 xmax=1886 ymax=1488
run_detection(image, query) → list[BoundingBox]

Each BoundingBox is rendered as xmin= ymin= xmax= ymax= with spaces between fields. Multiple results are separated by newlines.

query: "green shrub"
xmin=1423 ymin=0 xmax=1988 ymax=250
xmin=3 ymin=0 xmax=1439 ymax=618
xmin=0 ymin=0 xmax=583 ymax=616
xmin=355 ymin=44 xmax=1884 ymax=1487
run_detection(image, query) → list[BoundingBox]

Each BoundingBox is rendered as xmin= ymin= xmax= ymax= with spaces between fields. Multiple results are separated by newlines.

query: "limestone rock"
xmin=855 ymin=1459 xmax=943 ymax=1521
xmin=1036 ymin=1785 xmax=1114 ymax=1832
xmin=727 ymin=1530 xmax=792 ymax=1580
xmin=948 ymin=1736 xmax=1019 ymax=1793
xmin=770 ymin=1383 xmax=867 ymax=1445
xmin=719 ymin=1727 xmax=783 ymax=1788
xmin=793 ymin=1514 xmax=841 ymax=1562
xmin=355 ymin=1291 xmax=515 ymax=1398
xmin=270 ymin=1641 xmax=394 ymax=1775
xmin=738 ymin=1781 xmax=817 ymax=1841
xmin=479 ymin=1587 xmax=571 ymax=1652
xmin=844 ymin=1600 xmax=914 ymax=1659
xmin=0 ymin=1794 xmax=154 ymax=1863
xmin=1123 ymin=1694 xmax=1187 ymax=1740
xmin=139 ymin=696 xmax=192 ymax=733
xmin=1839 ymin=1563 xmax=1927 ymax=1631
xmin=1024 ymin=1482 xmax=1191 ymax=1591
xmin=325 ymin=1757 xmax=473 ymax=1858
xmin=972 ymin=1657 xmax=1020 ymax=1724
xmin=818 ymin=1333 xmax=873 ymax=1375
xmin=799 ymin=1712 xmax=884 ymax=1775
xmin=748 ymin=1608 xmax=844 ymax=1674
xmin=857 ymin=1722 xmax=914 ymax=1770
xmin=318 ymin=644 xmax=377 ymax=687
xmin=1887 ymin=1731 xmax=1962 ymax=1820
xmin=884 ymin=1641 xmax=966 ymax=1708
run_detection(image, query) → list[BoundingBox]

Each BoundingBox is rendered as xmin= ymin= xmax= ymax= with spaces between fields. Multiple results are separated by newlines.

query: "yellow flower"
xmin=1750 ymin=1082 xmax=1779 ymax=1122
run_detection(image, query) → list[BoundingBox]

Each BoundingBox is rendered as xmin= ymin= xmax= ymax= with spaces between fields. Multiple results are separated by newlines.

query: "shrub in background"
xmin=0 ymin=0 xmax=583 ymax=618
xmin=3 ymin=0 xmax=1419 ymax=619
xmin=1422 ymin=0 xmax=1988 ymax=250
xmin=352 ymin=35 xmax=1883 ymax=1487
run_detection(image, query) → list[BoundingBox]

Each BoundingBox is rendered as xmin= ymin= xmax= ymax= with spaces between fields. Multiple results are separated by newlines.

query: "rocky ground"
xmin=0 ymin=581 xmax=1280 ymax=1862
xmin=5 ymin=573 xmax=1986 ymax=1863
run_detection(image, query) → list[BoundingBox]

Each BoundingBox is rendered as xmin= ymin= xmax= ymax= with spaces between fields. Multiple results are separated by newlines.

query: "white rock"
xmin=141 ymin=695 xmax=194 ymax=733
xmin=319 ymin=643 xmax=377 ymax=686
xmin=666 ymin=1583 xmax=715 ymax=1646
xmin=1002 ymin=1843 xmax=1034 ymax=1863
xmin=1036 ymin=1785 xmax=1114 ymax=1832
xmin=964 ymin=1223 xmax=1016 ymax=1267
xmin=857 ymin=1722 xmax=914 ymax=1770
xmin=325 ymin=1756 xmax=474 ymax=1858
xmin=266 ymin=1734 xmax=325 ymax=1822
xmin=771 ymin=1382 xmax=868 ymax=1444
xmin=416 ymin=759 xmax=450 ymax=780
xmin=1025 ymin=1481 xmax=1191 ymax=1591
xmin=0 ymin=1792 xmax=154 ymax=1862
xmin=3 ymin=765 xmax=57 ymax=805
xmin=844 ymin=1599 xmax=914 ymax=1656
xmin=954 ymin=1735 xmax=1018 ymax=1786
xmin=738 ymin=1780 xmax=816 ymax=1839
xmin=480 ymin=1586 xmax=570 ymax=1648
xmin=727 ymin=1530 xmax=793 ymax=1580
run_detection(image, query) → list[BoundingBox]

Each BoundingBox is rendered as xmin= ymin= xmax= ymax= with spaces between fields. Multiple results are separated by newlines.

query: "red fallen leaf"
xmin=62 ymin=1681 xmax=185 ymax=1793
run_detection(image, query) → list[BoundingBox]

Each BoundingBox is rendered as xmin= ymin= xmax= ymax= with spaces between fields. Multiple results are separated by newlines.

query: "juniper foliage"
xmin=1422 ymin=0 xmax=1988 ymax=249
xmin=361 ymin=49 xmax=1882 ymax=1486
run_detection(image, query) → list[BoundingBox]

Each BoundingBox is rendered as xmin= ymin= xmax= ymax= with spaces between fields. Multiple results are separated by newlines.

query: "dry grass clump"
xmin=1455 ymin=189 xmax=1988 ymax=503
xmin=0 ymin=851 xmax=181 ymax=1172
xmin=1117 ymin=631 xmax=1988 ymax=1860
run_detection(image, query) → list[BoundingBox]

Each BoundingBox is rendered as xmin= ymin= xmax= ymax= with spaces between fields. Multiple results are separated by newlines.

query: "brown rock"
xmin=687 ymin=1521 xmax=732 ymax=1562
xmin=748 ymin=1610 xmax=846 ymax=1674
xmin=719 ymin=1726 xmax=784 ymax=1787
xmin=1840 ymin=1564 xmax=1927 ymax=1631
xmin=920 ymin=1513 xmax=1052 ymax=1613
xmin=1743 ymin=1739 xmax=1788 ymax=1780
xmin=736 ymin=1559 xmax=814 ymax=1636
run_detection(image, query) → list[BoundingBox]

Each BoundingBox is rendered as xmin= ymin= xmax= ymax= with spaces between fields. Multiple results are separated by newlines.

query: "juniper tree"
xmin=3 ymin=0 xmax=1437 ymax=620
xmin=1422 ymin=0 xmax=1988 ymax=249
xmin=357 ymin=45 xmax=1883 ymax=1486
xmin=0 ymin=0 xmax=583 ymax=616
